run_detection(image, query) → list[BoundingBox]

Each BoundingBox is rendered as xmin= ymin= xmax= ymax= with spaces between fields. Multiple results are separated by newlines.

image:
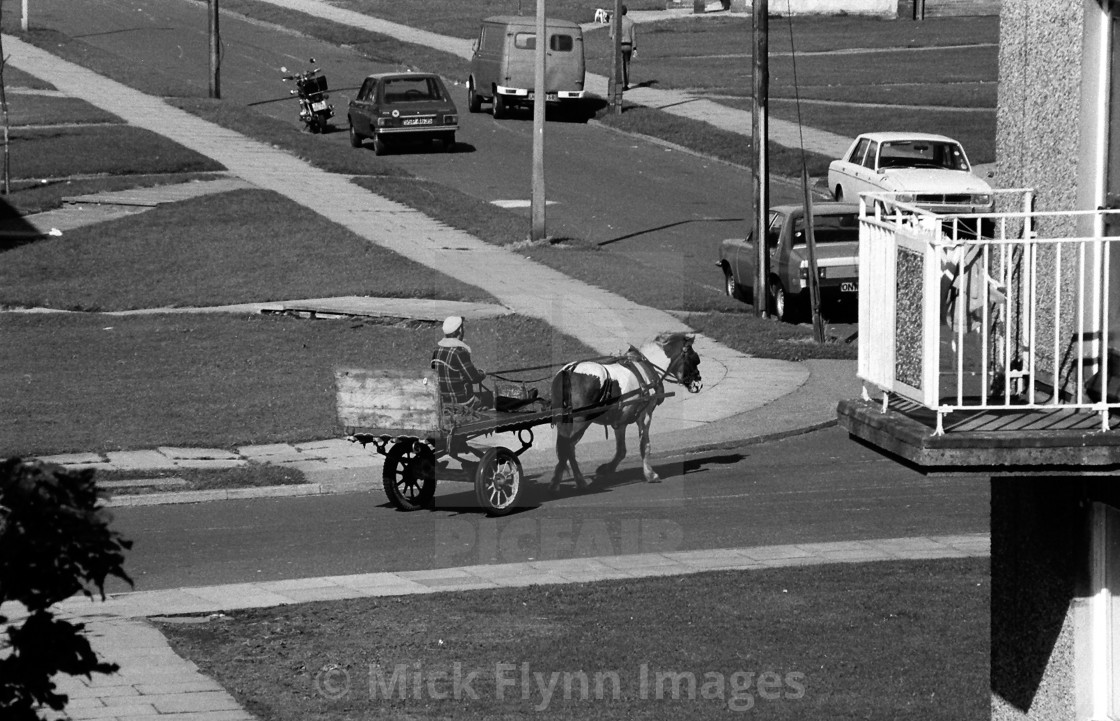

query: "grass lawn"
xmin=157 ymin=557 xmax=989 ymax=720
xmin=9 ymin=125 xmax=223 ymax=181
xmin=0 ymin=312 xmax=598 ymax=457
xmin=0 ymin=188 xmax=494 ymax=311
xmin=6 ymin=92 xmax=122 ymax=127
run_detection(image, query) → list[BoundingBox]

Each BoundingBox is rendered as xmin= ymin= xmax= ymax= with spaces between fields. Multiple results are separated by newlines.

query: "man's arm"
xmin=457 ymin=350 xmax=487 ymax=384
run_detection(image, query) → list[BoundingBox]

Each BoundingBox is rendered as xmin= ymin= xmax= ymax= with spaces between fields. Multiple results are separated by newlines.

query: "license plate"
xmin=527 ymin=92 xmax=559 ymax=101
xmin=311 ymin=101 xmax=328 ymax=112
xmin=840 ymin=282 xmax=858 ymax=293
xmin=402 ymin=117 xmax=434 ymax=126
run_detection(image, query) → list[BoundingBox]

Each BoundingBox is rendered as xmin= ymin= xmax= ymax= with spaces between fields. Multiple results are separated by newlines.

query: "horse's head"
xmin=656 ymin=332 xmax=702 ymax=393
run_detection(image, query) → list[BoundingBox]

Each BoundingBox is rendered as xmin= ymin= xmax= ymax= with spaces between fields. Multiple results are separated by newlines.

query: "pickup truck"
xmin=717 ymin=202 xmax=860 ymax=323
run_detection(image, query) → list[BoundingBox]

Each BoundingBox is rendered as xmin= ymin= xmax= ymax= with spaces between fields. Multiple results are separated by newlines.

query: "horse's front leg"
xmin=595 ymin=423 xmax=627 ymax=478
xmin=637 ymin=412 xmax=660 ymax=483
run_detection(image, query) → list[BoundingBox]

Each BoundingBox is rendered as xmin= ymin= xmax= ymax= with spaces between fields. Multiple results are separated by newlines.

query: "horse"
xmin=549 ymin=332 xmax=702 ymax=490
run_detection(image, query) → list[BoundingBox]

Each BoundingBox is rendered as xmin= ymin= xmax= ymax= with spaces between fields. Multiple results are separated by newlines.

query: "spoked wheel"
xmin=474 ymin=447 xmax=523 ymax=516
xmin=382 ymin=441 xmax=436 ymax=511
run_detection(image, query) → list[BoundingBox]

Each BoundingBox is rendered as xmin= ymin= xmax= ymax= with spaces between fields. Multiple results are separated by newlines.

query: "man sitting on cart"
xmin=431 ymin=316 xmax=488 ymax=416
xmin=431 ymin=316 xmax=538 ymax=422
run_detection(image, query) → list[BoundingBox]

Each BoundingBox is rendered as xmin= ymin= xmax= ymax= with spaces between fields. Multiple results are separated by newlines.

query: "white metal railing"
xmin=857 ymin=189 xmax=1120 ymax=434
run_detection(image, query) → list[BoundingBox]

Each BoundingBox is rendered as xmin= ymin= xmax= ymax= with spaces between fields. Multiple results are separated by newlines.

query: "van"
xmin=466 ymin=16 xmax=585 ymax=118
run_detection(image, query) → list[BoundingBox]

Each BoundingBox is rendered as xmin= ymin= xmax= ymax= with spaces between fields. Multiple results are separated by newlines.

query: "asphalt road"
xmin=105 ymin=427 xmax=989 ymax=593
xmin=32 ymin=0 xmax=807 ymax=301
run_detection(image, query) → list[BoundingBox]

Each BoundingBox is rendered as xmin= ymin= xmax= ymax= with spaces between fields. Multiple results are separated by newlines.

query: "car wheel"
xmin=444 ymin=132 xmax=456 ymax=152
xmin=373 ymin=135 xmax=388 ymax=156
xmin=348 ymin=122 xmax=362 ymax=148
xmin=769 ymin=280 xmax=799 ymax=323
xmin=833 ymin=185 xmax=844 ymax=201
xmin=493 ymin=92 xmax=508 ymax=119
xmin=723 ymin=266 xmax=745 ymax=302
xmin=467 ymin=77 xmax=482 ymax=113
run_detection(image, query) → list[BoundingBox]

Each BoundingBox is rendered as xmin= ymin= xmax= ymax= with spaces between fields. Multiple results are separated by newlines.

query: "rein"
xmin=487 ymin=355 xmax=618 ymax=384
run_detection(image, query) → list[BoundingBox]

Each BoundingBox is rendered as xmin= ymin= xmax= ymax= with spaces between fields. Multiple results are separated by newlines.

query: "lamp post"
xmin=608 ymin=0 xmax=623 ymax=114
xmin=752 ymin=0 xmax=768 ymax=317
xmin=530 ymin=0 xmax=546 ymax=241
xmin=208 ymin=0 xmax=221 ymax=98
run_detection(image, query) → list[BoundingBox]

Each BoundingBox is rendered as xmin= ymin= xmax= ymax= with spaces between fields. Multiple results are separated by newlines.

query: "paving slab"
xmin=157 ymin=447 xmax=241 ymax=461
xmin=103 ymin=450 xmax=177 ymax=471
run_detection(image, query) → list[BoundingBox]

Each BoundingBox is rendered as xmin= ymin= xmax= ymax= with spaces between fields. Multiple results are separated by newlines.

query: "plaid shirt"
xmin=431 ymin=338 xmax=486 ymax=405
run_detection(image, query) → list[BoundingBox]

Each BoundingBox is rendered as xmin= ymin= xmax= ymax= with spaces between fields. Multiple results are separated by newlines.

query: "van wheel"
xmin=493 ymin=92 xmax=508 ymax=119
xmin=467 ymin=78 xmax=482 ymax=113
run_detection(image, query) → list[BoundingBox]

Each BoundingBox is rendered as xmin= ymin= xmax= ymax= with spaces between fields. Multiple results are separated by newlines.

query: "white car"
xmin=827 ymin=132 xmax=993 ymax=214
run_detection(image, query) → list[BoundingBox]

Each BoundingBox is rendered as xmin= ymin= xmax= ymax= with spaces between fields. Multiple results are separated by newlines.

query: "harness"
xmin=556 ymin=347 xmax=672 ymax=426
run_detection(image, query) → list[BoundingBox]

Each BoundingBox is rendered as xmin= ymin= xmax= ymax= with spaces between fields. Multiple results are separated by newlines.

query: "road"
xmin=105 ymin=427 xmax=988 ymax=593
xmin=31 ymin=0 xmax=805 ymax=301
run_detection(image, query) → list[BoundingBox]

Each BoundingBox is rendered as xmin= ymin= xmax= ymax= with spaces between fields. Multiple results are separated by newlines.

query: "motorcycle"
xmin=281 ymin=59 xmax=333 ymax=133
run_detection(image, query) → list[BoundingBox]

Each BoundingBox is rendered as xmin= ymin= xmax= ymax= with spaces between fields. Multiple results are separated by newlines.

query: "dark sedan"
xmin=717 ymin=202 xmax=861 ymax=323
xmin=347 ymin=73 xmax=459 ymax=156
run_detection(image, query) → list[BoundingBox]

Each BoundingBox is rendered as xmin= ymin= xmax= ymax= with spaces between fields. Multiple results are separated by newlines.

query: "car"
xmin=717 ymin=202 xmax=860 ymax=323
xmin=347 ymin=72 xmax=459 ymax=156
xmin=826 ymin=132 xmax=993 ymax=215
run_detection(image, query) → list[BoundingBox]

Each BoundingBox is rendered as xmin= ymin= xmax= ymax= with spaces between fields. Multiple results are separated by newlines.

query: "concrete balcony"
xmin=837 ymin=191 xmax=1120 ymax=471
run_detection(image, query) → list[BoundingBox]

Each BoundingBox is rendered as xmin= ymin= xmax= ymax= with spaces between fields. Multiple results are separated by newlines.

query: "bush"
xmin=0 ymin=459 xmax=132 ymax=720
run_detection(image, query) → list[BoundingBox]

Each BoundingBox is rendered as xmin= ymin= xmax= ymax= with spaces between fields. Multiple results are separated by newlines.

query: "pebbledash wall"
xmin=993 ymin=1 xmax=1120 ymax=719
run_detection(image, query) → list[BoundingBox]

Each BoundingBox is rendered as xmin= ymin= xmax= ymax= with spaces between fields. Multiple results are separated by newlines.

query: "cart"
xmin=336 ymin=366 xmax=671 ymax=516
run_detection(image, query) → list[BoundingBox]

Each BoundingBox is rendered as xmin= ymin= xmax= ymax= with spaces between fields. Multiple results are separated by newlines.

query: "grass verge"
xmin=97 ymin=464 xmax=307 ymax=496
xmin=0 ymin=312 xmax=598 ymax=457
xmin=157 ymin=557 xmax=989 ymax=721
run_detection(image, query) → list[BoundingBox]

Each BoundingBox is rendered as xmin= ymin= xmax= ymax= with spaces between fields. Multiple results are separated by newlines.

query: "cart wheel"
xmin=474 ymin=447 xmax=523 ymax=516
xmin=382 ymin=441 xmax=436 ymax=511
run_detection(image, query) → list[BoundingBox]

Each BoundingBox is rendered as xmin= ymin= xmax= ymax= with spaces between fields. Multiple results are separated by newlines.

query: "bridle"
xmin=633 ymin=341 xmax=703 ymax=394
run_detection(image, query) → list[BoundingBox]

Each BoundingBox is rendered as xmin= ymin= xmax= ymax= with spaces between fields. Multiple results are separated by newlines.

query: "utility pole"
xmin=752 ymin=0 xmax=769 ymax=317
xmin=801 ymin=167 xmax=825 ymax=342
xmin=21 ymin=0 xmax=28 ymax=31
xmin=530 ymin=0 xmax=546 ymax=241
xmin=208 ymin=0 xmax=221 ymax=98
xmin=608 ymin=0 xmax=623 ymax=114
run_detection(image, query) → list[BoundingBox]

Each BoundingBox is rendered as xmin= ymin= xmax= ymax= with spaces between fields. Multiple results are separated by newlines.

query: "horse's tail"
xmin=550 ymin=365 xmax=574 ymax=427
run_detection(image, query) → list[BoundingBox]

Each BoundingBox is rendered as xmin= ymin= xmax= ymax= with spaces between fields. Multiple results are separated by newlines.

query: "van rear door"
xmin=544 ymin=27 xmax=584 ymax=94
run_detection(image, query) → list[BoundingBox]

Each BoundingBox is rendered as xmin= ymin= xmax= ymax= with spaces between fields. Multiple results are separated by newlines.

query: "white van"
xmin=466 ymin=16 xmax=585 ymax=118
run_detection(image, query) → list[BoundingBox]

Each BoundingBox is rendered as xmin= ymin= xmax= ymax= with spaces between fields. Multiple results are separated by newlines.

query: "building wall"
xmin=996 ymin=0 xmax=1085 ymax=216
xmin=990 ymin=479 xmax=1087 ymax=720
xmin=996 ymin=0 xmax=1093 ymax=395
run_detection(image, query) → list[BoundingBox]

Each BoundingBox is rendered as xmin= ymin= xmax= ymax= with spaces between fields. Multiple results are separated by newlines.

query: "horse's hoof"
xmin=574 ymin=478 xmax=588 ymax=491
xmin=595 ymin=464 xmax=615 ymax=477
xmin=647 ymin=476 xmax=662 ymax=484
